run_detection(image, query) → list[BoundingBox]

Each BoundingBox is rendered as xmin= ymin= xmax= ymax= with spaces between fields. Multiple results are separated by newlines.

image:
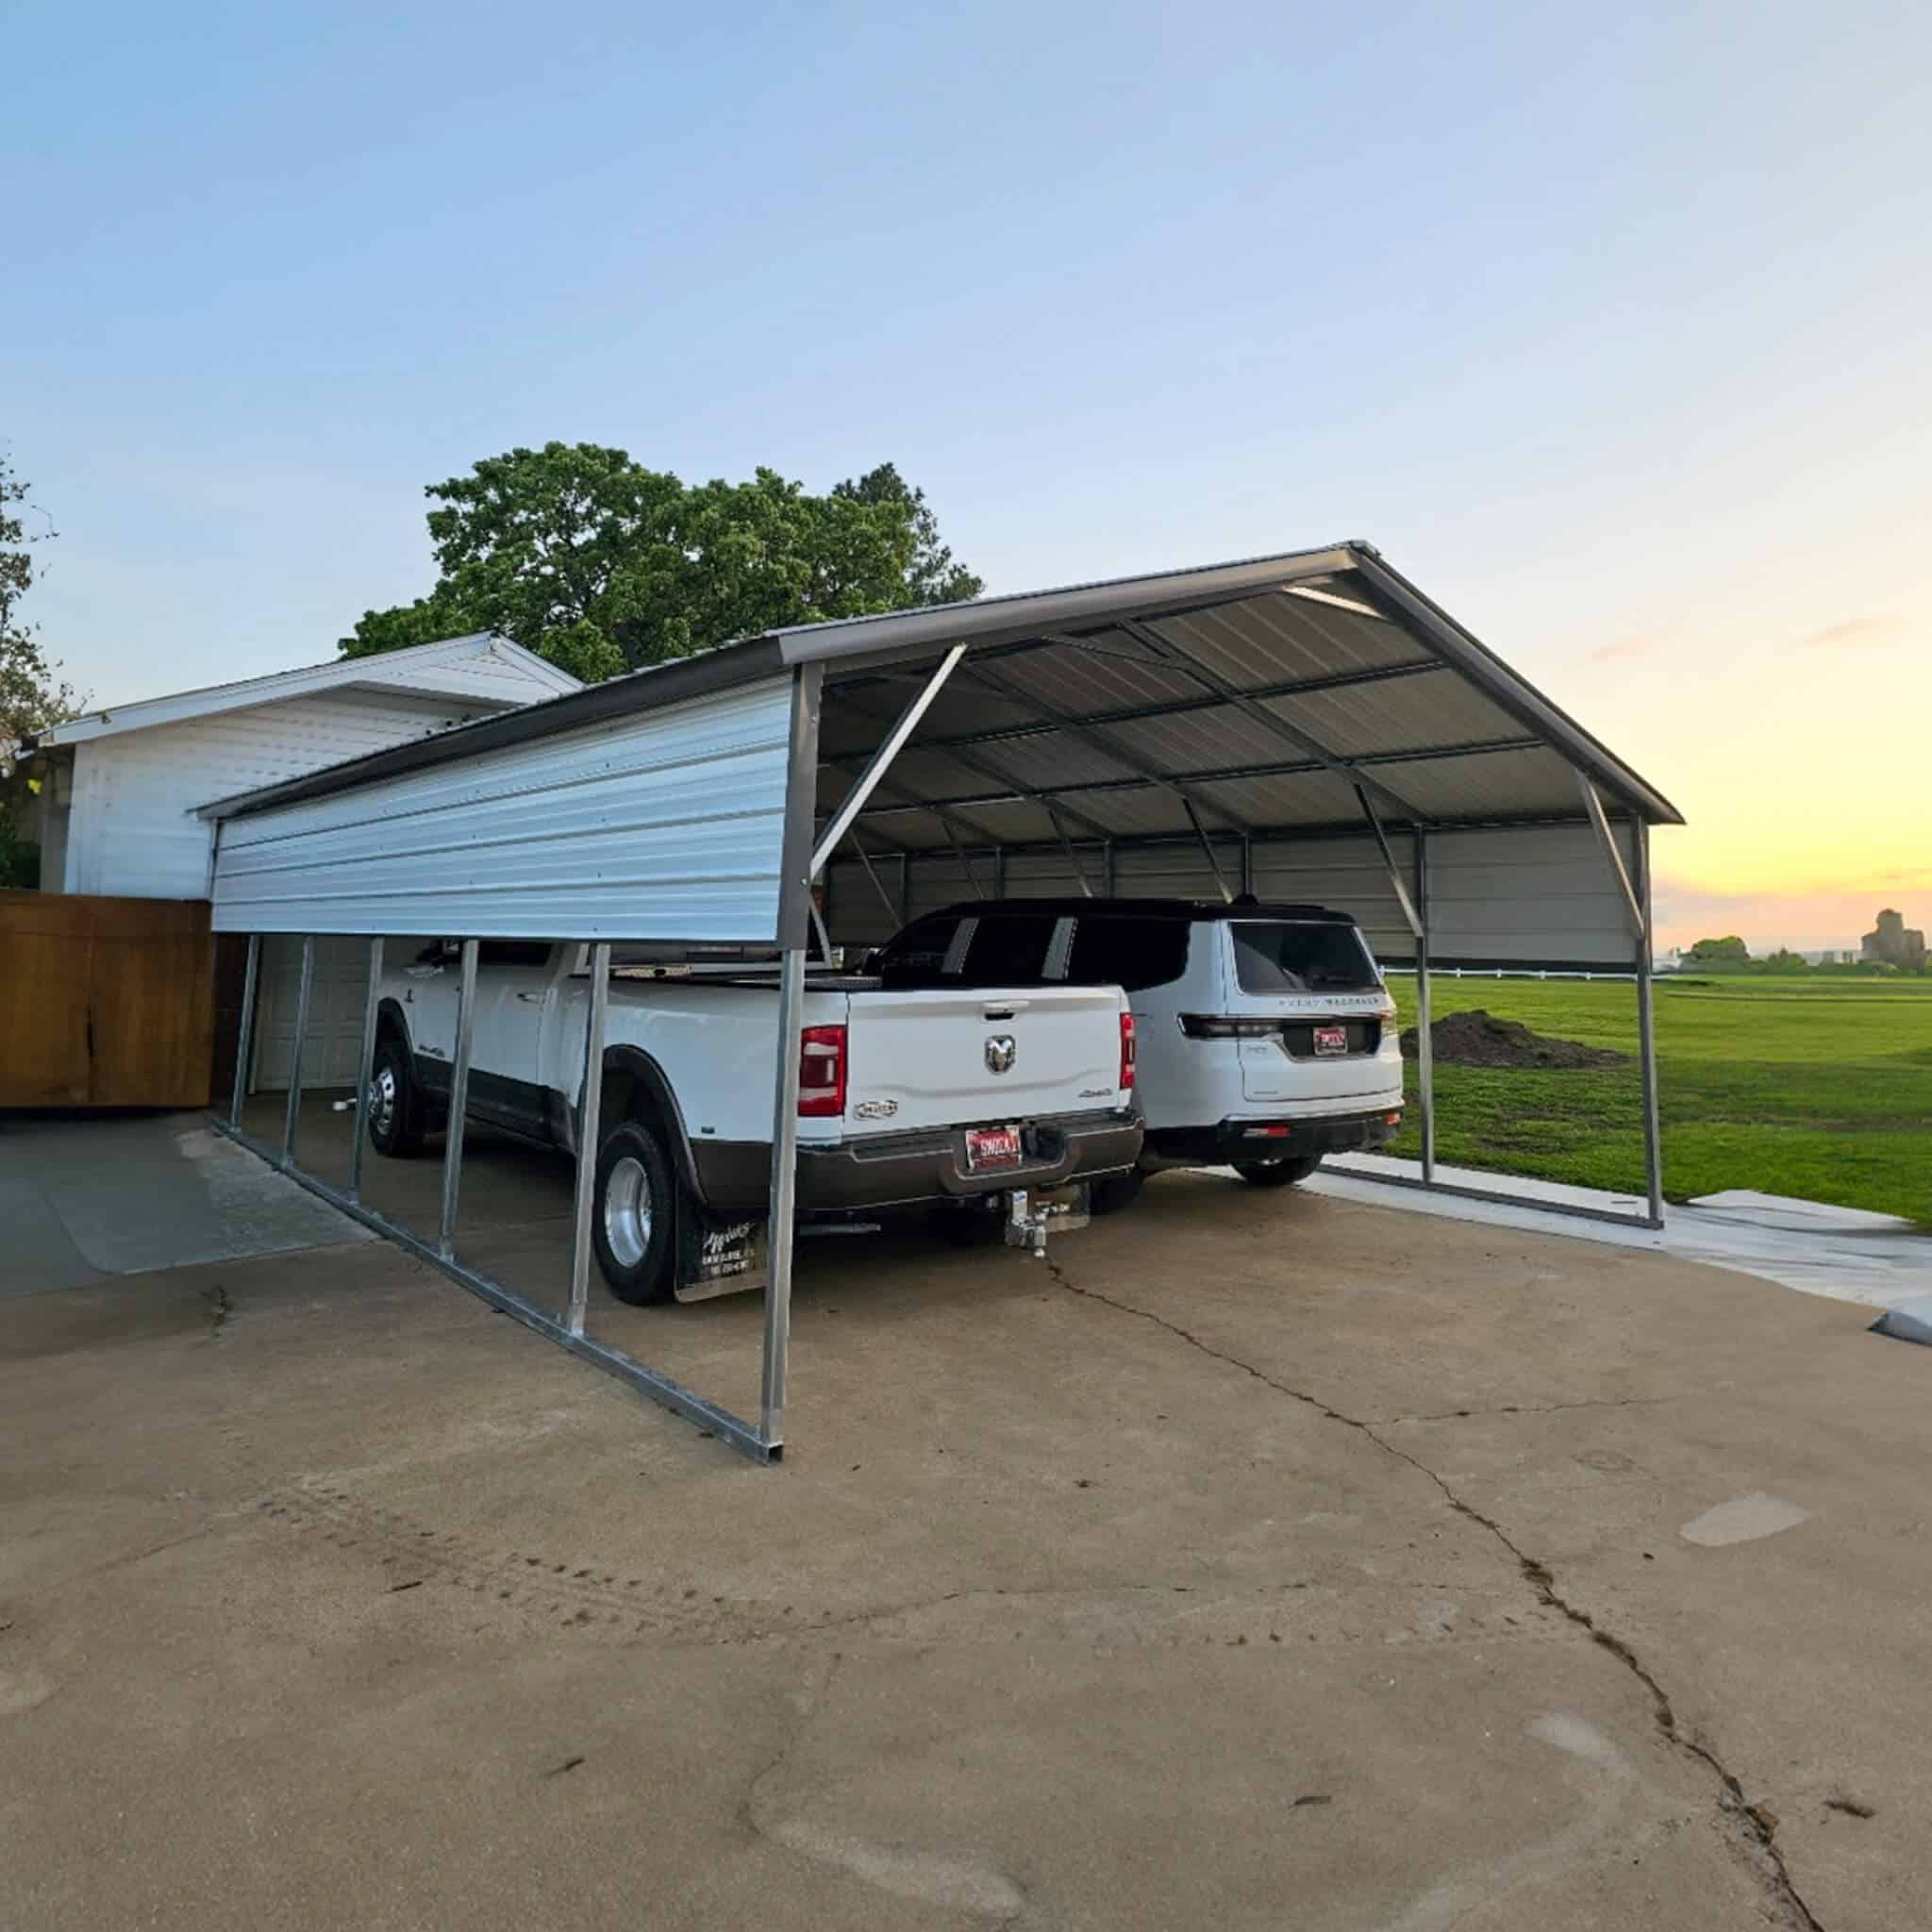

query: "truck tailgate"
xmin=846 ymin=987 xmax=1126 ymax=1133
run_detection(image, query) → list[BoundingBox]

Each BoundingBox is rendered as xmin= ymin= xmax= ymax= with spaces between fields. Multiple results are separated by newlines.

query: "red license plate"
xmin=1313 ymin=1024 xmax=1349 ymax=1057
xmin=965 ymin=1125 xmax=1023 ymax=1172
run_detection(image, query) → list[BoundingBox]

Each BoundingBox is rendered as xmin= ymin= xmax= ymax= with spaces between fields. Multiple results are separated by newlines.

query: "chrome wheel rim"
xmin=603 ymin=1154 xmax=654 ymax=1270
xmin=368 ymin=1062 xmax=397 ymax=1138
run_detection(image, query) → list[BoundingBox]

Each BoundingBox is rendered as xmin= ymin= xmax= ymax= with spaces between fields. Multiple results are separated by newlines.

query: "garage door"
xmin=251 ymin=936 xmax=372 ymax=1091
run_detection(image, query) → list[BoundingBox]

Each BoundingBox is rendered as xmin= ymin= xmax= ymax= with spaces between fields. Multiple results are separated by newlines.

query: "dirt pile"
xmin=1400 ymin=1008 xmax=1628 ymax=1071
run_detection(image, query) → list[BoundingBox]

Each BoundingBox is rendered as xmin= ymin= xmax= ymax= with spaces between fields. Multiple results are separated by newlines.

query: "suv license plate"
xmin=965 ymin=1125 xmax=1023 ymax=1172
xmin=1313 ymin=1024 xmax=1349 ymax=1057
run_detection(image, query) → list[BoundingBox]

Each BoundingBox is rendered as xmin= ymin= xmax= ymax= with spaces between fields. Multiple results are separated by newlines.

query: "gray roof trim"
xmin=772 ymin=545 xmax=1361 ymax=666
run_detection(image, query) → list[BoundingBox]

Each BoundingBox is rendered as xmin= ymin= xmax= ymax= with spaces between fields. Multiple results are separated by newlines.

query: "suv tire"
xmin=592 ymin=1119 xmax=677 ymax=1305
xmin=1233 ymin=1154 xmax=1323 ymax=1189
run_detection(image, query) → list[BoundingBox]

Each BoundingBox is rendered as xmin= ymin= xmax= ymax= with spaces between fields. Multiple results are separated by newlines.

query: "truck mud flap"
xmin=673 ymin=1188 xmax=770 ymax=1303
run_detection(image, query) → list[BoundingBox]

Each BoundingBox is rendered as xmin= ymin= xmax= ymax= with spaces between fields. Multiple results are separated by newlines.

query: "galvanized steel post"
xmin=1414 ymin=832 xmax=1435 ymax=1184
xmin=566 ymin=942 xmax=610 ymax=1337
xmin=1634 ymin=821 xmax=1664 ymax=1227
xmin=229 ymin=933 xmax=260 ymax=1130
xmin=438 ymin=939 xmax=479 ymax=1259
xmin=759 ymin=944 xmax=807 ymax=1453
xmin=281 ymin=935 xmax=315 ymax=1168
xmin=346 ymin=936 xmax=384 ymax=1203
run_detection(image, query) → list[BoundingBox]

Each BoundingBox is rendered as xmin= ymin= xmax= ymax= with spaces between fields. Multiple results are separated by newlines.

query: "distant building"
xmin=1862 ymin=908 xmax=1928 ymax=971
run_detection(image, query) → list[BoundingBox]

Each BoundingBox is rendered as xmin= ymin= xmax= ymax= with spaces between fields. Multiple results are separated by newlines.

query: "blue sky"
xmin=8 ymin=1 xmax=1929 ymax=945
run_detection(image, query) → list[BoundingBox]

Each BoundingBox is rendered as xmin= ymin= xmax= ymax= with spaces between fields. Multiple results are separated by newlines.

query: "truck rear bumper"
xmin=1143 ymin=1107 xmax=1402 ymax=1168
xmin=691 ymin=1109 xmax=1143 ymax=1217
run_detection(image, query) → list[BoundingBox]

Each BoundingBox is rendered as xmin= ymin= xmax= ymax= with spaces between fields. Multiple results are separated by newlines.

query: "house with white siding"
xmin=24 ymin=634 xmax=580 ymax=1088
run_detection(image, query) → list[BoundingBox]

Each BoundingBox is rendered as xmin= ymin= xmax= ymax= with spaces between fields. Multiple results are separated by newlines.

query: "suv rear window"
xmin=1230 ymin=921 xmax=1378 ymax=994
xmin=1064 ymin=915 xmax=1190 ymax=991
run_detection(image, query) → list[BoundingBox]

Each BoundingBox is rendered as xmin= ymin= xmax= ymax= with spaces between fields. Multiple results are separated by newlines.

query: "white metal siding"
xmin=210 ymin=676 xmax=796 ymax=942
xmin=63 ymin=691 xmax=506 ymax=900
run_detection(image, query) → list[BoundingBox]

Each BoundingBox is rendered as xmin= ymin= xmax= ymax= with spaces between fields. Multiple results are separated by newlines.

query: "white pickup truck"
xmin=364 ymin=941 xmax=1141 ymax=1304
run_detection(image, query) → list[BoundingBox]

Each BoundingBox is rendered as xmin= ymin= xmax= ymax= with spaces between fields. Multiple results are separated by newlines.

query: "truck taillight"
xmin=798 ymin=1024 xmax=847 ymax=1118
xmin=1120 ymin=1009 xmax=1136 ymax=1091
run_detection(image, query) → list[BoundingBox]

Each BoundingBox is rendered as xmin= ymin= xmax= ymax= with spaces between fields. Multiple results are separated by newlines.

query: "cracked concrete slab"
xmin=3 ymin=1132 xmax=1927 ymax=1928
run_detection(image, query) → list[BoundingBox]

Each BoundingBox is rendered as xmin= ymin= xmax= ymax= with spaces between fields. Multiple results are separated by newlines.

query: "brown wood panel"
xmin=0 ymin=891 xmax=214 ymax=1108
xmin=0 ymin=917 xmax=92 ymax=1104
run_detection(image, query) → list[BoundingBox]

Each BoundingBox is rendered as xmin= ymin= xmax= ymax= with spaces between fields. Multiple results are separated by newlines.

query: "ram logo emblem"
xmin=985 ymin=1034 xmax=1017 ymax=1074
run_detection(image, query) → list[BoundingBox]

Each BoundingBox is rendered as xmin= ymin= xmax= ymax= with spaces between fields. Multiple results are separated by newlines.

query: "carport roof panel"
xmin=198 ymin=542 xmax=1680 ymax=833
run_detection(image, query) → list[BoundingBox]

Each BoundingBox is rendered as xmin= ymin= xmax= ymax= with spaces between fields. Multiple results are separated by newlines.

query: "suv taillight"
xmin=798 ymin=1024 xmax=847 ymax=1117
xmin=1178 ymin=1014 xmax=1280 ymax=1040
xmin=1120 ymin=1009 xmax=1136 ymax=1091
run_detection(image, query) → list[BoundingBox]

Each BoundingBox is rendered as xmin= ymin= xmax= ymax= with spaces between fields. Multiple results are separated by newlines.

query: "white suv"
xmin=869 ymin=898 xmax=1404 ymax=1200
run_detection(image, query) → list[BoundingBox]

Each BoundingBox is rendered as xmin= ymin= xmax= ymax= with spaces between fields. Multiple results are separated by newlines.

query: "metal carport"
xmin=200 ymin=540 xmax=1680 ymax=1462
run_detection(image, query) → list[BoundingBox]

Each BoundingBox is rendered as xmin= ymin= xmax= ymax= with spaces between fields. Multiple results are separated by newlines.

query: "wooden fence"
xmin=0 ymin=891 xmax=214 ymax=1108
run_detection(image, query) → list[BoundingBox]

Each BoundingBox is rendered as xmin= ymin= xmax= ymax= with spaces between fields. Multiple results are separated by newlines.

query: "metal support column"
xmin=897 ymin=853 xmax=910 ymax=924
xmin=1103 ymin=841 xmax=1116 ymax=896
xmin=1241 ymin=834 xmax=1255 ymax=897
xmin=228 ymin=934 xmax=260 ymax=1130
xmin=566 ymin=942 xmax=611 ymax=1336
xmin=346 ymin=936 xmax=384 ymax=1202
xmin=759 ymin=944 xmax=807 ymax=1455
xmin=1414 ymin=832 xmax=1435 ymax=1184
xmin=438 ymin=939 xmax=478 ymax=1259
xmin=281 ymin=935 xmax=315 ymax=1168
xmin=1634 ymin=821 xmax=1665 ymax=1228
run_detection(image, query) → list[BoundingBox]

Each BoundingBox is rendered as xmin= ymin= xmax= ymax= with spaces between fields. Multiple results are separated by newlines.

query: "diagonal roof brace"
xmin=1354 ymin=784 xmax=1424 ymax=940
xmin=812 ymin=644 xmax=966 ymax=874
xmin=1576 ymin=773 xmax=1647 ymax=942
xmin=1115 ymin=617 xmax=1434 ymax=826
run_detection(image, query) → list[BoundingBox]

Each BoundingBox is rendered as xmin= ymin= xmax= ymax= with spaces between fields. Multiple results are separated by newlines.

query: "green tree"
xmin=1 ymin=451 xmax=85 ymax=888
xmin=1687 ymin=935 xmax=1751 ymax=965
xmin=833 ymin=461 xmax=983 ymax=608
xmin=341 ymin=443 xmax=982 ymax=679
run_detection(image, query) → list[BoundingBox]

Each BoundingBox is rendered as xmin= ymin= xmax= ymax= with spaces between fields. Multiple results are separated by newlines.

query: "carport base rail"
xmin=212 ymin=1120 xmax=779 ymax=1464
xmin=1330 ymin=1160 xmax=1665 ymax=1233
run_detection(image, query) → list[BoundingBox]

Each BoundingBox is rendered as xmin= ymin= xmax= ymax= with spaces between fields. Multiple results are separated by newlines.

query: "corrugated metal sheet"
xmin=1426 ymin=823 xmax=1641 ymax=967
xmin=824 ymin=820 xmax=1644 ymax=970
xmin=210 ymin=678 xmax=794 ymax=941
xmin=1257 ymin=669 xmax=1521 ymax=759
xmin=1357 ymin=744 xmax=1584 ymax=821
xmin=1148 ymin=593 xmax=1421 ymax=687
xmin=1190 ymin=768 xmax=1365 ymax=829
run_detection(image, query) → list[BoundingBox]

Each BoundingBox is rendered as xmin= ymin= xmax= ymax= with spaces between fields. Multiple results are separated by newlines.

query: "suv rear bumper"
xmin=1143 ymin=1107 xmax=1402 ymax=1168
xmin=691 ymin=1109 xmax=1143 ymax=1216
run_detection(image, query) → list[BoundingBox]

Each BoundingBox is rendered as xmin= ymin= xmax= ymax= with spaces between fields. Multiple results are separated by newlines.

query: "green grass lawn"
xmin=1383 ymin=972 xmax=1932 ymax=1225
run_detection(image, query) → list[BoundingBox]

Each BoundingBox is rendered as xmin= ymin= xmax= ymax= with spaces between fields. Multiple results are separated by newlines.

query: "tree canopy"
xmin=1 ymin=451 xmax=85 ymax=887
xmin=1686 ymin=936 xmax=1751 ymax=964
xmin=340 ymin=446 xmax=983 ymax=680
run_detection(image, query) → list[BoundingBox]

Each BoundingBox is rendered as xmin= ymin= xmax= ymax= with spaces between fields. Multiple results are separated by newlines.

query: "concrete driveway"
xmin=3 ymin=1112 xmax=1926 ymax=1930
